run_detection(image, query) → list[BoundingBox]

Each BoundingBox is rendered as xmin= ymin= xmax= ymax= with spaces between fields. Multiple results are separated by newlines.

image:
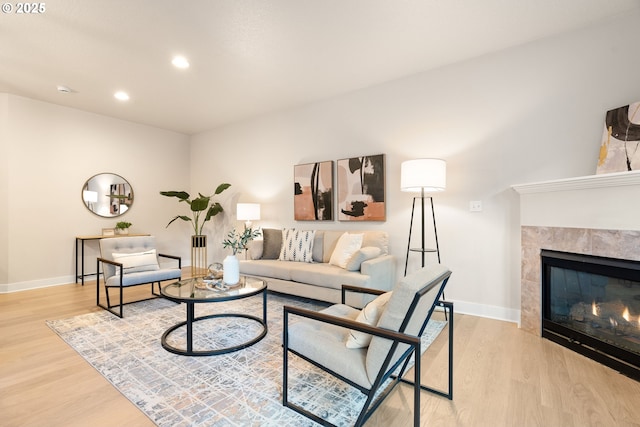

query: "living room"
xmin=2 ymin=2 xmax=640 ymax=426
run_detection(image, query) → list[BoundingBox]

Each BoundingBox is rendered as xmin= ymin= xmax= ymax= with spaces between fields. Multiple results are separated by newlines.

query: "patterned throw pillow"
xmin=279 ymin=229 xmax=316 ymax=263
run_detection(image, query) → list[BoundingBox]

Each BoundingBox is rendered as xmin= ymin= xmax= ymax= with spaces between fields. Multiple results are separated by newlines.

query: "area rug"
xmin=46 ymin=293 xmax=446 ymax=426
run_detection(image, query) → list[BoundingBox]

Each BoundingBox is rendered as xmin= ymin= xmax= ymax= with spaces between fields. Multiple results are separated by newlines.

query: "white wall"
xmin=1 ymin=95 xmax=191 ymax=292
xmin=190 ymin=11 xmax=640 ymax=323
xmin=0 ymin=93 xmax=8 ymax=284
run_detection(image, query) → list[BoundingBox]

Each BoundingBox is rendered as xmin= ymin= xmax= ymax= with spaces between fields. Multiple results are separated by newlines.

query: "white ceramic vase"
xmin=223 ymin=254 xmax=239 ymax=285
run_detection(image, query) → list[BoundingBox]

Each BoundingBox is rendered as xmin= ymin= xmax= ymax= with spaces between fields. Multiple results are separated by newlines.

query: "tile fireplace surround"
xmin=520 ymin=226 xmax=640 ymax=334
xmin=513 ymin=170 xmax=640 ymax=335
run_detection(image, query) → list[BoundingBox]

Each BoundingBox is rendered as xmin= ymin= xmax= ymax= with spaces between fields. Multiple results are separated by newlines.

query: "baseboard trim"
xmin=449 ymin=299 xmax=520 ymax=326
xmin=0 ymin=275 xmax=76 ymax=293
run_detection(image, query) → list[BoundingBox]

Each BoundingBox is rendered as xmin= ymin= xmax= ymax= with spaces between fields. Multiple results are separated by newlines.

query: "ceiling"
xmin=2 ymin=0 xmax=639 ymax=135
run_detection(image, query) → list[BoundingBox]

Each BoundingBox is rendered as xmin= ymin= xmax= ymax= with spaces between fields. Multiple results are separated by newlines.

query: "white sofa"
xmin=239 ymin=229 xmax=395 ymax=306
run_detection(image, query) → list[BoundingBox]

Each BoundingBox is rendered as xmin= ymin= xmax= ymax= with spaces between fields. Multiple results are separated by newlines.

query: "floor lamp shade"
xmin=401 ymin=159 xmax=446 ymax=192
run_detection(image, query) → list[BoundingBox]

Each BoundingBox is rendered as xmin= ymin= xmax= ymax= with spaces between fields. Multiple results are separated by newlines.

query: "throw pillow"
xmin=329 ymin=232 xmax=364 ymax=269
xmin=112 ymin=249 xmax=159 ymax=273
xmin=261 ymin=228 xmax=283 ymax=259
xmin=346 ymin=292 xmax=392 ymax=349
xmin=345 ymin=246 xmax=382 ymax=271
xmin=278 ymin=229 xmax=316 ymax=263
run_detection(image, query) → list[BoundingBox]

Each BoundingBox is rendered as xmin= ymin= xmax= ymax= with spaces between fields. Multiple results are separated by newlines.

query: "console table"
xmin=75 ymin=234 xmax=149 ymax=286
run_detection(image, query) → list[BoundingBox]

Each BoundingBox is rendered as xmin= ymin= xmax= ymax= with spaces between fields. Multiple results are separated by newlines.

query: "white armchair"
xmin=283 ymin=264 xmax=453 ymax=427
xmin=97 ymin=236 xmax=181 ymax=317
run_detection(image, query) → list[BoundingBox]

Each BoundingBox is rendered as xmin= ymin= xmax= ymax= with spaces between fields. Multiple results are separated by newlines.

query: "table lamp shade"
xmin=401 ymin=158 xmax=446 ymax=192
xmin=237 ymin=203 xmax=261 ymax=221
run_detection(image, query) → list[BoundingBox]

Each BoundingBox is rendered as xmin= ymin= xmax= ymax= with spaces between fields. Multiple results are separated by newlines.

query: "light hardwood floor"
xmin=1 ymin=274 xmax=639 ymax=427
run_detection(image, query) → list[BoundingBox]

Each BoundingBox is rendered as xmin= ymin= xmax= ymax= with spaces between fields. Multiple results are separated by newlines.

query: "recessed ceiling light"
xmin=114 ymin=91 xmax=130 ymax=101
xmin=57 ymin=85 xmax=72 ymax=93
xmin=172 ymin=56 xmax=190 ymax=69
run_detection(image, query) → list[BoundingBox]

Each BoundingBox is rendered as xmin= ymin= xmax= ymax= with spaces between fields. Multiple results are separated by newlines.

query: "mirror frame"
xmin=81 ymin=173 xmax=134 ymax=218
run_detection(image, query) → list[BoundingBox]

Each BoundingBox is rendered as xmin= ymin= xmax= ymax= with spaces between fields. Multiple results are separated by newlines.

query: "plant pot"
xmin=115 ymin=228 xmax=129 ymax=235
xmin=191 ymin=235 xmax=207 ymax=276
xmin=223 ymin=254 xmax=239 ymax=285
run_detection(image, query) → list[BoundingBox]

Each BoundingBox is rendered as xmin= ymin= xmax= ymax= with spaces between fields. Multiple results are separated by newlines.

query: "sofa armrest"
xmin=360 ymin=254 xmax=395 ymax=292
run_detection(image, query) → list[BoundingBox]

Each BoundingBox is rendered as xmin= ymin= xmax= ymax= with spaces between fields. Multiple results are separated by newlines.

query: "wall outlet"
xmin=470 ymin=200 xmax=482 ymax=212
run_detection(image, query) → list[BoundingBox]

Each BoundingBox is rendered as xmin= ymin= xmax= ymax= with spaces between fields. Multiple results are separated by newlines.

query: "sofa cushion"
xmin=362 ymin=230 xmax=389 ymax=255
xmin=279 ymin=229 xmax=315 ymax=263
xmin=238 ymin=259 xmax=293 ymax=281
xmin=261 ymin=228 xmax=282 ymax=259
xmin=329 ymin=232 xmax=363 ymax=268
xmin=312 ymin=230 xmax=324 ymax=263
xmin=323 ymin=230 xmax=389 ymax=262
xmin=288 ymin=262 xmax=370 ymax=290
xmin=345 ymin=246 xmax=382 ymax=272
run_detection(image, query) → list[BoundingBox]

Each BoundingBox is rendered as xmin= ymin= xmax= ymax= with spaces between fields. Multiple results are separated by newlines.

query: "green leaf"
xmin=190 ymin=196 xmax=210 ymax=212
xmin=160 ymin=191 xmax=190 ymax=200
xmin=204 ymin=202 xmax=224 ymax=221
xmin=166 ymin=215 xmax=192 ymax=228
xmin=214 ymin=183 xmax=231 ymax=195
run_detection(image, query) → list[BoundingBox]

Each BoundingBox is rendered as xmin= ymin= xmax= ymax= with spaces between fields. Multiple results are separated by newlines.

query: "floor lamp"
xmin=401 ymin=158 xmax=446 ymax=276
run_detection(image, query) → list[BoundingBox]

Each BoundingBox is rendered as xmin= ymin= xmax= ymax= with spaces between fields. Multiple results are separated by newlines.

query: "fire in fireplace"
xmin=541 ymin=249 xmax=640 ymax=380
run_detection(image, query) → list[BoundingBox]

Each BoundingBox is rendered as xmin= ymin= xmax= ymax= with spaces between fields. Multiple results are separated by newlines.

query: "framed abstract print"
xmin=294 ymin=161 xmax=334 ymax=221
xmin=337 ymin=154 xmax=385 ymax=221
xmin=597 ymin=101 xmax=640 ymax=174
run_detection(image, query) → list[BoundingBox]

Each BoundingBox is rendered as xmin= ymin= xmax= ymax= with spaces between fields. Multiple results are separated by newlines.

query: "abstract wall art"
xmin=294 ymin=161 xmax=334 ymax=221
xmin=337 ymin=154 xmax=385 ymax=221
xmin=597 ymin=101 xmax=640 ymax=174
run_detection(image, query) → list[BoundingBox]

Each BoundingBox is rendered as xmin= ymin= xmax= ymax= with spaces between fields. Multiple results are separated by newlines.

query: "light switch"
xmin=470 ymin=200 xmax=482 ymax=212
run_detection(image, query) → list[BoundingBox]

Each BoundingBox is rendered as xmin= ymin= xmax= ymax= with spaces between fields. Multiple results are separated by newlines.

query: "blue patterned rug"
xmin=46 ymin=293 xmax=445 ymax=426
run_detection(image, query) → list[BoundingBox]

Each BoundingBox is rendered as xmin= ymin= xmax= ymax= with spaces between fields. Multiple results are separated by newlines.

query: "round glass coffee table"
xmin=160 ymin=275 xmax=267 ymax=356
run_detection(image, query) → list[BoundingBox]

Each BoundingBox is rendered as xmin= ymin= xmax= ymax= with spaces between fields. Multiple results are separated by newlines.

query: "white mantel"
xmin=512 ymin=170 xmax=640 ymax=231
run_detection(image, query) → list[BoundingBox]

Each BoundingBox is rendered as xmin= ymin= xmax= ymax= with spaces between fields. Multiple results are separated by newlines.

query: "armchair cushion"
xmin=287 ymin=304 xmax=371 ymax=388
xmin=346 ymin=291 xmax=392 ymax=349
xmin=112 ymin=249 xmax=159 ymax=273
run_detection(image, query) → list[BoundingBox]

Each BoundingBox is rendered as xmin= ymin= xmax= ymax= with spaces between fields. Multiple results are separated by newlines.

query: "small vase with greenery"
xmin=222 ymin=227 xmax=262 ymax=255
xmin=221 ymin=226 xmax=261 ymax=285
xmin=160 ymin=183 xmax=231 ymax=235
xmin=115 ymin=221 xmax=132 ymax=235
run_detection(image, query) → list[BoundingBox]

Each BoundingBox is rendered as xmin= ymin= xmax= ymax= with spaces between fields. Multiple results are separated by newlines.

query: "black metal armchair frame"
xmin=96 ymin=254 xmax=181 ymax=318
xmin=283 ymin=270 xmax=453 ymax=427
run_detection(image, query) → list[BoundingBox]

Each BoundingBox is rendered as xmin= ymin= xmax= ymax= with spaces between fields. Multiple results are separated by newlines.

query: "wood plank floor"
xmin=1 ymin=274 xmax=639 ymax=427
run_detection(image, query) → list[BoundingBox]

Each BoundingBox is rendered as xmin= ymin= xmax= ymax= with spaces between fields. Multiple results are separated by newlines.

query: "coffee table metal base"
xmin=161 ymin=301 xmax=267 ymax=357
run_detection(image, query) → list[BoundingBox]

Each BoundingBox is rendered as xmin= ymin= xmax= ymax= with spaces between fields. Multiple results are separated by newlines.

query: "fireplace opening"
xmin=541 ymin=249 xmax=640 ymax=381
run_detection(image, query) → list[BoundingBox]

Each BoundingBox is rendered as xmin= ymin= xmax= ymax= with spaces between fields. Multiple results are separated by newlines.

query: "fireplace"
xmin=541 ymin=249 xmax=640 ymax=380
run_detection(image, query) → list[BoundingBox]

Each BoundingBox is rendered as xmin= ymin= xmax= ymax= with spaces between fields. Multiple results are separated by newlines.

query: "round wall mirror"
xmin=82 ymin=173 xmax=134 ymax=217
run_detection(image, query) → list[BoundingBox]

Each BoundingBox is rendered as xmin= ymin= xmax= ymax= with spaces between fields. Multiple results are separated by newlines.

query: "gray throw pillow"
xmin=261 ymin=228 xmax=282 ymax=259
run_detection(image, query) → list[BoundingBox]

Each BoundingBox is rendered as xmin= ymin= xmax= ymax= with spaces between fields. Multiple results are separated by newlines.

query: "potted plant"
xmin=160 ymin=183 xmax=231 ymax=275
xmin=160 ymin=183 xmax=231 ymax=235
xmin=221 ymin=226 xmax=262 ymax=284
xmin=115 ymin=221 xmax=132 ymax=235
